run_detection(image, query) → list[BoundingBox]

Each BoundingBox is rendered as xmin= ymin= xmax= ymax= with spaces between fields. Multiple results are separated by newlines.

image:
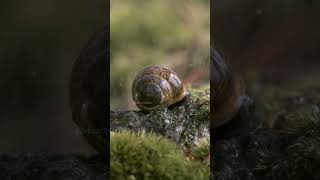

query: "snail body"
xmin=132 ymin=66 xmax=187 ymax=111
xmin=211 ymin=46 xmax=246 ymax=128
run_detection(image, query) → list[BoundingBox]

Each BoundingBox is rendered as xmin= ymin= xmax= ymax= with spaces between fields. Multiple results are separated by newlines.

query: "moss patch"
xmin=111 ymin=131 xmax=209 ymax=180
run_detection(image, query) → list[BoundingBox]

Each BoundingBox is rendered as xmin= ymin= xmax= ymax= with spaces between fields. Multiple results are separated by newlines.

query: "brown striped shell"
xmin=132 ymin=66 xmax=187 ymax=111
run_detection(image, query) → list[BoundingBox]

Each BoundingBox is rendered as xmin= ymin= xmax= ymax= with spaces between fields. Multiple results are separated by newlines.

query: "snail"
xmin=69 ymin=26 xmax=108 ymax=154
xmin=132 ymin=66 xmax=188 ymax=111
xmin=211 ymin=46 xmax=246 ymax=128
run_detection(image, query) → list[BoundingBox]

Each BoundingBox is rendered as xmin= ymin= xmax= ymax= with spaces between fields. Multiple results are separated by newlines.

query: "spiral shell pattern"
xmin=132 ymin=66 xmax=187 ymax=111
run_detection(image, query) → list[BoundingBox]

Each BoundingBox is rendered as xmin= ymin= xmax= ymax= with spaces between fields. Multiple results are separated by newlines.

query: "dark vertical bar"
xmin=106 ymin=0 xmax=111 ymax=178
xmin=211 ymin=0 xmax=320 ymax=179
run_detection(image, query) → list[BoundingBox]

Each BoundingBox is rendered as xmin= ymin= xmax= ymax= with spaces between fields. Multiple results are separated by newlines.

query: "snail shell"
xmin=211 ymin=46 xmax=245 ymax=128
xmin=69 ymin=26 xmax=108 ymax=154
xmin=132 ymin=66 xmax=187 ymax=111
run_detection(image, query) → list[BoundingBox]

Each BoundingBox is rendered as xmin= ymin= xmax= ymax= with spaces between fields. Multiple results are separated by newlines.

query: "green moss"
xmin=192 ymin=139 xmax=210 ymax=165
xmin=190 ymin=89 xmax=210 ymax=123
xmin=110 ymin=131 xmax=209 ymax=180
xmin=254 ymin=85 xmax=320 ymax=179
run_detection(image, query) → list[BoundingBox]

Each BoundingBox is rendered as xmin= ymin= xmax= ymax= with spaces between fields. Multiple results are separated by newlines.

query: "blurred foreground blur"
xmin=213 ymin=0 xmax=320 ymax=94
xmin=0 ymin=1 xmax=105 ymax=153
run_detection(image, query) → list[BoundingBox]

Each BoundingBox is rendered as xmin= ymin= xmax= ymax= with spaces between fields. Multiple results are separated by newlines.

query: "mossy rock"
xmin=110 ymin=131 xmax=209 ymax=180
xmin=110 ymin=89 xmax=210 ymax=150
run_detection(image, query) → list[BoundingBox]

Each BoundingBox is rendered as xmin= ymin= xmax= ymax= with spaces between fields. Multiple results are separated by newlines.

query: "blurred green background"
xmin=110 ymin=0 xmax=210 ymax=110
xmin=0 ymin=0 xmax=105 ymax=153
